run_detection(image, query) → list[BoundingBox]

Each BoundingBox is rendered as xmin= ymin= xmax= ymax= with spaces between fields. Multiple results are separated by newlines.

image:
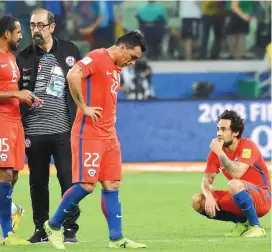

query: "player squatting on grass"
xmin=192 ymin=110 xmax=271 ymax=238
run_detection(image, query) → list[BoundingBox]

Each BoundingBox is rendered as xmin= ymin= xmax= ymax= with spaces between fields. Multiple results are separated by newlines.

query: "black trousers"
xmin=25 ymin=131 xmax=80 ymax=233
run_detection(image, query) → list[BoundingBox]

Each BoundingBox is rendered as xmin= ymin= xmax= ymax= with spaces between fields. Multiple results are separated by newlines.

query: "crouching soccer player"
xmin=192 ymin=110 xmax=271 ymax=237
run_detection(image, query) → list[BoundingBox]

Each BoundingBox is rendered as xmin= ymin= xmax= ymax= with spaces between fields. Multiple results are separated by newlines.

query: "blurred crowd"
xmin=0 ymin=0 xmax=271 ymax=61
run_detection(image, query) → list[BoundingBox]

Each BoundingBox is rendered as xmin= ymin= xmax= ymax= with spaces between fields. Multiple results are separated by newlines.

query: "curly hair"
xmin=217 ymin=110 xmax=245 ymax=139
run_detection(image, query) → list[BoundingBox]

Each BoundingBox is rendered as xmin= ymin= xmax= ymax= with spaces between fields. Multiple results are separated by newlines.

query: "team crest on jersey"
xmin=65 ymin=56 xmax=76 ymax=67
xmin=88 ymin=169 xmax=96 ymax=177
xmin=25 ymin=138 xmax=31 ymax=148
xmin=242 ymin=149 xmax=251 ymax=159
xmin=0 ymin=153 xmax=8 ymax=162
xmin=38 ymin=64 xmax=42 ymax=72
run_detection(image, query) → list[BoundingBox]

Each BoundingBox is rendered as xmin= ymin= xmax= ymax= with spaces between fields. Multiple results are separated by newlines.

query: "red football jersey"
xmin=205 ymin=138 xmax=271 ymax=189
xmin=0 ymin=51 xmax=20 ymax=121
xmin=72 ymin=49 xmax=121 ymax=139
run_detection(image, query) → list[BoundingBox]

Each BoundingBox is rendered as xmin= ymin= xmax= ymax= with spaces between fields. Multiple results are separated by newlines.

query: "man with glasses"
xmin=16 ymin=8 xmax=81 ymax=244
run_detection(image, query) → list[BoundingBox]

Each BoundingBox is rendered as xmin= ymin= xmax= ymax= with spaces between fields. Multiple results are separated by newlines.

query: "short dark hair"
xmin=31 ymin=8 xmax=55 ymax=24
xmin=116 ymin=31 xmax=146 ymax=52
xmin=0 ymin=16 xmax=19 ymax=37
xmin=217 ymin=110 xmax=245 ymax=139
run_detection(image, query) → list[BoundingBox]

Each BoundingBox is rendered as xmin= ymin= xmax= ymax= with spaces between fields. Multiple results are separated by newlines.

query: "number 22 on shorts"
xmin=84 ymin=152 xmax=100 ymax=167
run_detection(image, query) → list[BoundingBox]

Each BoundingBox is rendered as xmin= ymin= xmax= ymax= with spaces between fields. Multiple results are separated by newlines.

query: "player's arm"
xmin=201 ymin=173 xmax=216 ymax=197
xmin=201 ymin=173 xmax=220 ymax=217
xmin=0 ymin=91 xmax=19 ymax=102
xmin=210 ymin=138 xmax=250 ymax=179
xmin=67 ymin=64 xmax=102 ymax=123
xmin=0 ymin=90 xmax=42 ymax=107
xmin=202 ymin=152 xmax=221 ymax=217
xmin=217 ymin=151 xmax=249 ymax=179
xmin=67 ymin=64 xmax=86 ymax=111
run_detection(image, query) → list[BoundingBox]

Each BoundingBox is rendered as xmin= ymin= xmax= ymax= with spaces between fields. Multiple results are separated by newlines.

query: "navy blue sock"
xmin=232 ymin=190 xmax=260 ymax=227
xmin=200 ymin=210 xmax=247 ymax=223
xmin=101 ymin=190 xmax=123 ymax=241
xmin=0 ymin=182 xmax=13 ymax=238
xmin=50 ymin=184 xmax=90 ymax=229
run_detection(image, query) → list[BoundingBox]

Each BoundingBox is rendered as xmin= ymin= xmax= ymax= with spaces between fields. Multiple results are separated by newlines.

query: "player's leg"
xmin=11 ymin=122 xmax=25 ymax=232
xmin=0 ymin=122 xmax=29 ymax=245
xmin=99 ymin=139 xmax=146 ymax=249
xmin=1 ymin=177 xmax=28 ymax=246
xmin=0 ymin=122 xmax=16 ymax=239
xmin=10 ymin=171 xmax=24 ymax=232
xmin=44 ymin=137 xmax=104 ymax=249
xmin=52 ymin=132 xmax=80 ymax=243
xmin=192 ymin=192 xmax=247 ymax=223
xmin=192 ymin=191 xmax=250 ymax=237
xmin=229 ymin=180 xmax=267 ymax=237
xmin=0 ymin=168 xmax=14 ymax=238
xmin=11 ymin=171 xmax=18 ymax=188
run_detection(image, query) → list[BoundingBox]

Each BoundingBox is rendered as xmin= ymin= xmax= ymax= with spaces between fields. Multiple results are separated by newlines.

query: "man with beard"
xmin=16 ymin=8 xmax=81 ymax=244
xmin=0 ymin=15 xmax=42 ymax=245
xmin=192 ymin=110 xmax=271 ymax=238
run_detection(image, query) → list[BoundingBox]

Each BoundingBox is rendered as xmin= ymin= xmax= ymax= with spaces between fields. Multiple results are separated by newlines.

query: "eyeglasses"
xmin=30 ymin=23 xmax=52 ymax=31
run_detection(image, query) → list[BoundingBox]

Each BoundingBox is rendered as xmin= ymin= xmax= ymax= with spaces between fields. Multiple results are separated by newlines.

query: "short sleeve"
xmin=237 ymin=140 xmax=260 ymax=167
xmin=77 ymin=53 xmax=96 ymax=78
xmin=204 ymin=151 xmax=220 ymax=174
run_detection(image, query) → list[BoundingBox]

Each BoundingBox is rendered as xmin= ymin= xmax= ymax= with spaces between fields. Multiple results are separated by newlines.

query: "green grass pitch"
xmin=2 ymin=172 xmax=271 ymax=252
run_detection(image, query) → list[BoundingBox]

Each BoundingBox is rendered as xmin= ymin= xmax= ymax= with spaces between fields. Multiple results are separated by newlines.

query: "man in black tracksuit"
xmin=16 ymin=8 xmax=81 ymax=243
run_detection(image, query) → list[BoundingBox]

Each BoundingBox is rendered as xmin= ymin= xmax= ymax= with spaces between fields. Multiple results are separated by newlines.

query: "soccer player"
xmin=0 ymin=16 xmax=42 ymax=245
xmin=192 ymin=110 xmax=271 ymax=238
xmin=44 ymin=31 xmax=147 ymax=249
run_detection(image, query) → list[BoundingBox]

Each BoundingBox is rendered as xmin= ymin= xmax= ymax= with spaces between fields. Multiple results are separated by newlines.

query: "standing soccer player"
xmin=44 ymin=31 xmax=147 ymax=249
xmin=0 ymin=16 xmax=42 ymax=245
xmin=192 ymin=110 xmax=271 ymax=237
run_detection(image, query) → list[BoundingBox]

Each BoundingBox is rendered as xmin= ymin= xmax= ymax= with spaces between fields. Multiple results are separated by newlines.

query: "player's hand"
xmin=205 ymin=195 xmax=220 ymax=218
xmin=15 ymin=90 xmax=43 ymax=107
xmin=32 ymin=95 xmax=43 ymax=108
xmin=209 ymin=138 xmax=223 ymax=155
xmin=83 ymin=106 xmax=103 ymax=123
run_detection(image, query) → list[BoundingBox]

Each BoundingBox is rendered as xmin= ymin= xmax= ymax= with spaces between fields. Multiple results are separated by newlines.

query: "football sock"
xmin=0 ymin=182 xmax=13 ymax=238
xmin=232 ymin=190 xmax=260 ymax=227
xmin=101 ymin=189 xmax=123 ymax=240
xmin=49 ymin=184 xmax=89 ymax=229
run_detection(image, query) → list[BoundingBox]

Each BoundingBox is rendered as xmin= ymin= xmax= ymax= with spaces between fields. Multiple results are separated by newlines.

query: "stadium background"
xmin=1 ymin=1 xmax=271 ymax=252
